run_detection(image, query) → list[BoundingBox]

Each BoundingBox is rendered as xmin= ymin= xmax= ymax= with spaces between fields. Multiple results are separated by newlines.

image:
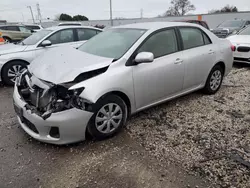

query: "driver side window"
xmin=47 ymin=29 xmax=74 ymax=45
xmin=138 ymin=29 xmax=178 ymax=59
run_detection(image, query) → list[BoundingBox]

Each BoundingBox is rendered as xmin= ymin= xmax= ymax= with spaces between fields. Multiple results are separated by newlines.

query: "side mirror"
xmin=41 ymin=40 xmax=52 ymax=47
xmin=31 ymin=30 xmax=35 ymax=33
xmin=134 ymin=52 xmax=154 ymax=64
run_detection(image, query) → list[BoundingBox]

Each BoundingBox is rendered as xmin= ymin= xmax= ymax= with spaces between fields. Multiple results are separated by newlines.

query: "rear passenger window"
xmin=6 ymin=26 xmax=19 ymax=31
xmin=179 ymin=28 xmax=204 ymax=50
xmin=138 ymin=29 xmax=178 ymax=58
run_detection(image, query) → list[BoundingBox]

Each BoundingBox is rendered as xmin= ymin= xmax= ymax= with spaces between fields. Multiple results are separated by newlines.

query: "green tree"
xmin=209 ymin=5 xmax=238 ymax=14
xmin=72 ymin=15 xmax=89 ymax=21
xmin=59 ymin=13 xmax=73 ymax=21
xmin=165 ymin=0 xmax=195 ymax=16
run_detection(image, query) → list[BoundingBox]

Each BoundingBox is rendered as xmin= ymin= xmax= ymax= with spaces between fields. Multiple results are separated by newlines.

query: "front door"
xmin=34 ymin=28 xmax=79 ymax=58
xmin=132 ymin=28 xmax=184 ymax=110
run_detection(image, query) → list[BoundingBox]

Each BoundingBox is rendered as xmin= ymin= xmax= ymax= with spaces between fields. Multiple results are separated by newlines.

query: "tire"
xmin=1 ymin=61 xmax=28 ymax=86
xmin=3 ymin=36 xmax=11 ymax=43
xmin=87 ymin=94 xmax=128 ymax=140
xmin=203 ymin=65 xmax=224 ymax=95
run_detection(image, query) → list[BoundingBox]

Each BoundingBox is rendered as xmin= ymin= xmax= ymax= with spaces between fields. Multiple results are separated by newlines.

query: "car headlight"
xmin=70 ymin=87 xmax=92 ymax=111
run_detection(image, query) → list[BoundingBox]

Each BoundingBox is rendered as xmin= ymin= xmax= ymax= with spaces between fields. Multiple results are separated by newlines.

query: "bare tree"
xmin=165 ymin=0 xmax=195 ymax=16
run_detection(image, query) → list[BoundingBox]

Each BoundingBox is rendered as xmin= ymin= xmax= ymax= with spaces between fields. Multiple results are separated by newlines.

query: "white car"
xmin=0 ymin=26 xmax=102 ymax=85
xmin=13 ymin=22 xmax=233 ymax=145
xmin=58 ymin=22 xmax=81 ymax=26
xmin=24 ymin=24 xmax=44 ymax=32
xmin=227 ymin=26 xmax=250 ymax=64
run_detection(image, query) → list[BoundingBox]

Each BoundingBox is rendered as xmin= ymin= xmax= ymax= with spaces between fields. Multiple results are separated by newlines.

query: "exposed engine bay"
xmin=16 ymin=69 xmax=107 ymax=120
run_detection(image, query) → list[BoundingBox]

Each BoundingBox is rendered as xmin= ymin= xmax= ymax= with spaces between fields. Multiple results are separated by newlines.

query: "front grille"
xmin=237 ymin=46 xmax=250 ymax=52
xmin=213 ymin=30 xmax=229 ymax=38
xmin=22 ymin=117 xmax=39 ymax=134
xmin=234 ymin=57 xmax=250 ymax=62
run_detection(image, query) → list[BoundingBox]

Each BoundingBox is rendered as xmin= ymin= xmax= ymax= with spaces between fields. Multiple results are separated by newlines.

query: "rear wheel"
xmin=1 ymin=61 xmax=28 ymax=85
xmin=87 ymin=95 xmax=127 ymax=140
xmin=203 ymin=65 xmax=224 ymax=95
xmin=3 ymin=36 xmax=11 ymax=43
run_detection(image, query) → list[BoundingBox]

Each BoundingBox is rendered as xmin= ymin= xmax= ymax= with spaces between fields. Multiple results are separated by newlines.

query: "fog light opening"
xmin=49 ymin=127 xmax=60 ymax=139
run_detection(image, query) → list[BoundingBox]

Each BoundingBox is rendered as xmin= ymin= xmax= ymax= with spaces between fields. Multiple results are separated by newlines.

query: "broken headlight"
xmin=70 ymin=88 xmax=92 ymax=111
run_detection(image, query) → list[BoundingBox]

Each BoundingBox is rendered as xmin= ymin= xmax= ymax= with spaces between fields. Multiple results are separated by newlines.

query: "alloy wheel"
xmin=210 ymin=70 xmax=222 ymax=91
xmin=7 ymin=65 xmax=26 ymax=83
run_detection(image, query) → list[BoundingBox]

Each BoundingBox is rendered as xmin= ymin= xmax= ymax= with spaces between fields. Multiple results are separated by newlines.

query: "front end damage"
xmin=16 ymin=70 xmax=93 ymax=120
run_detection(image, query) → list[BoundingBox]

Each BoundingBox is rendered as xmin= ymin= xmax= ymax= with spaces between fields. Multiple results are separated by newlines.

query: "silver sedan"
xmin=13 ymin=22 xmax=233 ymax=145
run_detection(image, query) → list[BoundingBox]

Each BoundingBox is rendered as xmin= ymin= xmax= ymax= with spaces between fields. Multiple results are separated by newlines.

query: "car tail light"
xmin=231 ymin=45 xmax=236 ymax=51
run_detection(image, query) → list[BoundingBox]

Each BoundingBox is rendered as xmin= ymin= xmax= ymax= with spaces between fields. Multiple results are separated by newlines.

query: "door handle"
xmin=208 ymin=50 xmax=215 ymax=54
xmin=174 ymin=58 xmax=183 ymax=64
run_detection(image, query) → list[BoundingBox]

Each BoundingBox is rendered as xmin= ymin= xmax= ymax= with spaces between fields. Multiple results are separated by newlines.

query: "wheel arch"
xmin=214 ymin=61 xmax=225 ymax=75
xmin=1 ymin=59 xmax=30 ymax=80
xmin=98 ymin=91 xmax=132 ymax=117
xmin=2 ymin=36 xmax=12 ymax=41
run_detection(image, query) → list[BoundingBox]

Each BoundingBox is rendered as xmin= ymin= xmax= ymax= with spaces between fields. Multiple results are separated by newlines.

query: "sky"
xmin=0 ymin=0 xmax=249 ymax=22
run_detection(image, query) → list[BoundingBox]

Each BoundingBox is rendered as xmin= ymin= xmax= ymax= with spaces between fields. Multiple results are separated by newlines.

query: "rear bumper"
xmin=13 ymin=85 xmax=94 ymax=145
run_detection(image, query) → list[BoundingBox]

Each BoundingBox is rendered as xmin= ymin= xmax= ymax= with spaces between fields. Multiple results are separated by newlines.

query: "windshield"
xmin=22 ymin=29 xmax=52 ymax=45
xmin=218 ymin=20 xmax=244 ymax=28
xmin=238 ymin=26 xmax=250 ymax=35
xmin=78 ymin=28 xmax=146 ymax=59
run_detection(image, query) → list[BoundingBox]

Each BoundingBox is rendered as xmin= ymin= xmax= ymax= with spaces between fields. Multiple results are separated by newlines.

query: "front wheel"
xmin=87 ymin=95 xmax=127 ymax=140
xmin=1 ymin=61 xmax=28 ymax=85
xmin=203 ymin=65 xmax=224 ymax=95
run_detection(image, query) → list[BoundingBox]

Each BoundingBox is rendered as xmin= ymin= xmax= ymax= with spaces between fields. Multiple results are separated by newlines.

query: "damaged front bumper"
xmin=13 ymin=78 xmax=94 ymax=145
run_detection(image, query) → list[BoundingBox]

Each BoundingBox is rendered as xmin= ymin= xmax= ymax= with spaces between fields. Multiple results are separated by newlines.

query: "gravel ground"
xmin=127 ymin=66 xmax=250 ymax=188
xmin=1 ymin=65 xmax=249 ymax=188
xmin=0 ymin=85 xmax=207 ymax=187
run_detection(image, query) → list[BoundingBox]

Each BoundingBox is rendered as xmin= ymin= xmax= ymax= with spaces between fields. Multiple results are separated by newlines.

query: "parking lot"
xmin=0 ymin=64 xmax=249 ymax=188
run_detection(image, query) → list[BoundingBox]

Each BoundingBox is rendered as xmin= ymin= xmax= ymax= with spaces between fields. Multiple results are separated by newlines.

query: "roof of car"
xmin=0 ymin=24 xmax=26 ymax=27
xmin=114 ymin=22 xmax=201 ymax=30
xmin=46 ymin=25 xmax=102 ymax=31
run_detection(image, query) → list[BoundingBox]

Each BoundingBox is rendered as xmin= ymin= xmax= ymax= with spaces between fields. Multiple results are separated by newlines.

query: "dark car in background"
xmin=211 ymin=19 xmax=250 ymax=38
xmin=176 ymin=20 xmax=210 ymax=29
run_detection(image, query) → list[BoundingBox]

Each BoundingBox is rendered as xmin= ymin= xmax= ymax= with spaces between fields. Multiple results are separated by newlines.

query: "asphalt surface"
xmin=0 ymin=86 xmax=208 ymax=188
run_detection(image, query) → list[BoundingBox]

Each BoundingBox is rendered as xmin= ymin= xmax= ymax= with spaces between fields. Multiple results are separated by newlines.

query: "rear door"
xmin=18 ymin=26 xmax=32 ymax=39
xmin=177 ymin=27 xmax=216 ymax=91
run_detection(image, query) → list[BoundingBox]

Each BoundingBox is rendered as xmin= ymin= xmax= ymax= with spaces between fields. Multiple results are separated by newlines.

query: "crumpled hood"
xmin=29 ymin=46 xmax=114 ymax=84
xmin=0 ymin=43 xmax=27 ymax=55
xmin=227 ymin=35 xmax=250 ymax=45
